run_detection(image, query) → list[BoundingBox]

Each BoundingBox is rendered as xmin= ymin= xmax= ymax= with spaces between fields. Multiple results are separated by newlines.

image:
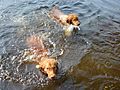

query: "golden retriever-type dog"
xmin=49 ymin=6 xmax=80 ymax=26
xmin=26 ymin=35 xmax=58 ymax=79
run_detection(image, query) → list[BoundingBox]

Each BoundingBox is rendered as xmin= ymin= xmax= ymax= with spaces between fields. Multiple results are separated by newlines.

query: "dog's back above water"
xmin=49 ymin=6 xmax=80 ymax=26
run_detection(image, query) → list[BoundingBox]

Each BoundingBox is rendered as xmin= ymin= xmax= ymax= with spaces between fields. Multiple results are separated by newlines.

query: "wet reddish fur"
xmin=49 ymin=6 xmax=80 ymax=26
xmin=26 ymin=35 xmax=58 ymax=79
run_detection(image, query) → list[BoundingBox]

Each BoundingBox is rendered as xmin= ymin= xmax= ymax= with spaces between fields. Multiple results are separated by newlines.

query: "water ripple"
xmin=0 ymin=0 xmax=120 ymax=90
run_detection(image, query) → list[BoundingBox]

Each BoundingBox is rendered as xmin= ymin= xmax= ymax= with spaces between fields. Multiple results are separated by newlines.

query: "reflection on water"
xmin=66 ymin=52 xmax=120 ymax=90
xmin=0 ymin=0 xmax=120 ymax=90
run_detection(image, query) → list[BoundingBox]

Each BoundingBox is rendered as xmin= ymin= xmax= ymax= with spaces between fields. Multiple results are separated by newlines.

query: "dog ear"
xmin=38 ymin=61 xmax=44 ymax=69
xmin=66 ymin=16 xmax=72 ymax=24
xmin=55 ymin=60 xmax=58 ymax=66
xmin=39 ymin=61 xmax=47 ymax=71
xmin=36 ymin=62 xmax=47 ymax=75
xmin=67 ymin=14 xmax=76 ymax=24
xmin=67 ymin=14 xmax=79 ymax=25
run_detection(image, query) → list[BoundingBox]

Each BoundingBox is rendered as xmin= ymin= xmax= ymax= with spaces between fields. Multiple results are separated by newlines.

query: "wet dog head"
xmin=36 ymin=57 xmax=58 ymax=79
xmin=67 ymin=14 xmax=80 ymax=26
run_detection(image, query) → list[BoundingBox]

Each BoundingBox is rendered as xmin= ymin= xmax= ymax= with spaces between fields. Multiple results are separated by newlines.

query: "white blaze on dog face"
xmin=64 ymin=25 xmax=80 ymax=36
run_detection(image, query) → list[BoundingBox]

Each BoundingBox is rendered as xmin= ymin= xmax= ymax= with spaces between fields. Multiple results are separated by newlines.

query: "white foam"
xmin=64 ymin=24 xmax=80 ymax=32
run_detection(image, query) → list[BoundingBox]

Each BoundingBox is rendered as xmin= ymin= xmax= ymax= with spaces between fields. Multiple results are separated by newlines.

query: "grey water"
xmin=0 ymin=0 xmax=120 ymax=90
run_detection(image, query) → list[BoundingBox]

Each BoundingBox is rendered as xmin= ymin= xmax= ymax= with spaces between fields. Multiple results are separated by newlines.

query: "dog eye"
xmin=47 ymin=68 xmax=49 ymax=69
xmin=74 ymin=18 xmax=78 ymax=21
xmin=53 ymin=67 xmax=56 ymax=69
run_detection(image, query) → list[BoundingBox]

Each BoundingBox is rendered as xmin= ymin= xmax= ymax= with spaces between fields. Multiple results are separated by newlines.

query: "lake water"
xmin=0 ymin=0 xmax=120 ymax=90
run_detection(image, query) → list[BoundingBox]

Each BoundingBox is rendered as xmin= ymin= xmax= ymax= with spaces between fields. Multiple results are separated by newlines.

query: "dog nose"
xmin=49 ymin=75 xmax=56 ymax=80
xmin=50 ymin=76 xmax=56 ymax=80
xmin=78 ymin=23 xmax=80 ymax=26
